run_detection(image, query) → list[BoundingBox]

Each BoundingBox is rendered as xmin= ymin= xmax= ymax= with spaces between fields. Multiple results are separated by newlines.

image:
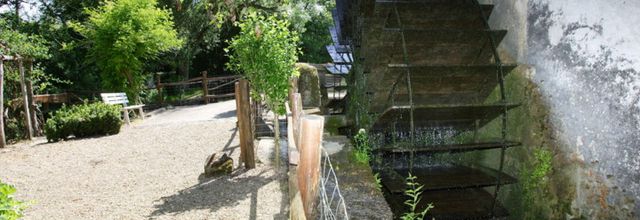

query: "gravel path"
xmin=0 ymin=100 xmax=288 ymax=219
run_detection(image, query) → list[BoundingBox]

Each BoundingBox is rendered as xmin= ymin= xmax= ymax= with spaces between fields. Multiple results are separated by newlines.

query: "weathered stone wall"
xmin=479 ymin=0 xmax=640 ymax=218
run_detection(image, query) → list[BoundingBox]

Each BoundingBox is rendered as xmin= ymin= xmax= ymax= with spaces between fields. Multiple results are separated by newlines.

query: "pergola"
xmin=0 ymin=53 xmax=38 ymax=148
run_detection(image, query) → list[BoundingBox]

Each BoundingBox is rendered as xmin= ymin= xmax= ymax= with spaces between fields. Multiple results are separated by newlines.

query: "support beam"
xmin=0 ymin=59 xmax=6 ymax=147
xmin=27 ymin=61 xmax=39 ymax=136
xmin=18 ymin=59 xmax=33 ymax=140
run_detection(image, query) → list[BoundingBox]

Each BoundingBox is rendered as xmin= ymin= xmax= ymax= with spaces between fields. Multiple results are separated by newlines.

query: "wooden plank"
xmin=207 ymin=75 xmax=241 ymax=81
xmin=383 ymin=187 xmax=509 ymax=219
xmin=236 ymin=79 xmax=256 ymax=169
xmin=100 ymin=93 xmax=129 ymax=105
xmin=0 ymin=59 xmax=6 ymax=147
xmin=206 ymin=93 xmax=235 ymax=99
xmin=380 ymin=165 xmax=517 ymax=193
xmin=33 ymin=93 xmax=68 ymax=104
xmin=18 ymin=59 xmax=33 ymax=140
xmin=375 ymin=141 xmax=521 ymax=154
xmin=297 ymin=115 xmax=324 ymax=218
xmin=159 ymin=80 xmax=201 ymax=87
xmin=372 ymin=103 xmax=520 ymax=130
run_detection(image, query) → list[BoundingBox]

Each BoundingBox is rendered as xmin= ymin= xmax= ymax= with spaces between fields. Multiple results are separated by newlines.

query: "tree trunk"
xmin=274 ymin=112 xmax=280 ymax=168
xmin=0 ymin=59 xmax=6 ymax=148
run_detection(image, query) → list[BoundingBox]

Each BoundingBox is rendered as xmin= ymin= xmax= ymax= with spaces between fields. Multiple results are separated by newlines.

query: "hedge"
xmin=44 ymin=102 xmax=122 ymax=142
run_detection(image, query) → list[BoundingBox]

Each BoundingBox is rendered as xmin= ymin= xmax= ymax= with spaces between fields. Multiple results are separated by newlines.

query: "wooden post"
xmin=26 ymin=61 xmax=39 ymax=136
xmin=156 ymin=73 xmax=164 ymax=105
xmin=288 ymin=77 xmax=298 ymax=109
xmin=202 ymin=71 xmax=209 ymax=104
xmin=291 ymin=93 xmax=303 ymax=146
xmin=297 ymin=115 xmax=324 ymax=218
xmin=236 ymin=79 xmax=256 ymax=169
xmin=26 ymin=81 xmax=39 ymax=135
xmin=0 ymin=59 xmax=6 ymax=148
xmin=235 ymin=82 xmax=245 ymax=166
xmin=18 ymin=59 xmax=33 ymax=140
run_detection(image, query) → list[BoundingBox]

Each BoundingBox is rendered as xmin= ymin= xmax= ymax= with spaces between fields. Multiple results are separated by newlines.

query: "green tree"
xmin=0 ymin=18 xmax=49 ymax=59
xmin=72 ymin=0 xmax=182 ymax=101
xmin=227 ymin=13 xmax=300 ymax=167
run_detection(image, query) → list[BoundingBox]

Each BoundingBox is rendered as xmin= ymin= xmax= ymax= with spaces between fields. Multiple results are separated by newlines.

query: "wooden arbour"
xmin=1 ymin=54 xmax=40 ymax=148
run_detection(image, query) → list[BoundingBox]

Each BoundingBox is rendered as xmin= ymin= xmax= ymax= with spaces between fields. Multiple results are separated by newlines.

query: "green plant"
xmin=353 ymin=129 xmax=371 ymax=164
xmin=44 ymin=102 xmax=123 ymax=142
xmin=227 ymin=13 xmax=300 ymax=167
xmin=521 ymin=147 xmax=553 ymax=205
xmin=401 ymin=173 xmax=433 ymax=220
xmin=373 ymin=173 xmax=382 ymax=192
xmin=0 ymin=180 xmax=28 ymax=220
xmin=71 ymin=0 xmax=182 ymax=102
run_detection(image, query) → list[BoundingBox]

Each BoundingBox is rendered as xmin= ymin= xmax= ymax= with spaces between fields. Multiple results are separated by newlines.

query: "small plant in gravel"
xmin=0 ymin=180 xmax=28 ymax=220
xmin=353 ymin=129 xmax=371 ymax=164
xmin=401 ymin=173 xmax=433 ymax=220
xmin=45 ymin=102 xmax=123 ymax=142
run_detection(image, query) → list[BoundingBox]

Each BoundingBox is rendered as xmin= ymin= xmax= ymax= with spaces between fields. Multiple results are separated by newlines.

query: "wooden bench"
xmin=100 ymin=93 xmax=145 ymax=125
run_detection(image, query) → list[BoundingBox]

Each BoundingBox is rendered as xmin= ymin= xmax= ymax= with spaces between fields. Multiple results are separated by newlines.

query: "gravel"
xmin=0 ymin=100 xmax=288 ymax=219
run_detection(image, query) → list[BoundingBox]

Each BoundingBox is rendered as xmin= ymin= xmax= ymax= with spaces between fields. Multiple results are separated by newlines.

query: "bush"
xmin=0 ymin=180 xmax=27 ymax=220
xmin=44 ymin=102 xmax=122 ymax=142
xmin=353 ymin=128 xmax=371 ymax=164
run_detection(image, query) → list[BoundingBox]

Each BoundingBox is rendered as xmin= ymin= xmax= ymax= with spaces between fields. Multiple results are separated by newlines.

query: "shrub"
xmin=353 ymin=128 xmax=371 ymax=164
xmin=45 ymin=102 xmax=122 ymax=142
xmin=0 ymin=180 xmax=27 ymax=220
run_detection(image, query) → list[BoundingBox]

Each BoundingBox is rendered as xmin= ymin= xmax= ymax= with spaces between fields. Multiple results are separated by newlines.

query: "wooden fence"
xmin=156 ymin=71 xmax=241 ymax=105
xmin=288 ymin=88 xmax=325 ymax=219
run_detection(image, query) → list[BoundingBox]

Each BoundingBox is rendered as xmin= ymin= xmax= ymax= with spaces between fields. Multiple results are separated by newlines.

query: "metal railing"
xmin=318 ymin=148 xmax=349 ymax=220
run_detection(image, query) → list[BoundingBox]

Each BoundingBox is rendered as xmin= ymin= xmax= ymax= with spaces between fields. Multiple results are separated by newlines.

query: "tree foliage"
xmin=227 ymin=13 xmax=300 ymax=115
xmin=71 ymin=0 xmax=182 ymax=101
xmin=0 ymin=17 xmax=49 ymax=59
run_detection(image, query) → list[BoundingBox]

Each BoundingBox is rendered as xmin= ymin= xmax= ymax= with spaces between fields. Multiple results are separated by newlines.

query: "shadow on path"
xmin=148 ymin=170 xmax=278 ymax=219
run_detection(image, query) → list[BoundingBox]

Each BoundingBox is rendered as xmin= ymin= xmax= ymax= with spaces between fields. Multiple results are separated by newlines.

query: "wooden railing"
xmin=156 ymin=71 xmax=241 ymax=105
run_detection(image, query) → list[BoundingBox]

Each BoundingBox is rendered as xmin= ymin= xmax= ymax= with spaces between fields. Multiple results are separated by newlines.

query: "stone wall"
xmin=479 ymin=0 xmax=640 ymax=218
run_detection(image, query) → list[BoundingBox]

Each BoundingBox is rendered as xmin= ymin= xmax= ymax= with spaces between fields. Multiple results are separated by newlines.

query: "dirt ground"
xmin=0 ymin=100 xmax=288 ymax=219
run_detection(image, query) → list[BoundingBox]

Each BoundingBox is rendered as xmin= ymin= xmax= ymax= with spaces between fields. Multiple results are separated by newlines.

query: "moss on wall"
xmin=464 ymin=65 xmax=579 ymax=219
xmin=296 ymin=63 xmax=322 ymax=108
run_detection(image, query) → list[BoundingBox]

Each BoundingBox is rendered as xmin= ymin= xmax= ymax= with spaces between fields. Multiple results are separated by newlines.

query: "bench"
xmin=100 ymin=93 xmax=145 ymax=125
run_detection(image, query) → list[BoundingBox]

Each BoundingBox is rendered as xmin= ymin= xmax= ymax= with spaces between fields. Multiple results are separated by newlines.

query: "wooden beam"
xmin=0 ymin=59 xmax=6 ymax=147
xmin=26 ymin=81 xmax=39 ymax=136
xmin=27 ymin=61 xmax=40 ymax=136
xmin=18 ymin=59 xmax=33 ymax=140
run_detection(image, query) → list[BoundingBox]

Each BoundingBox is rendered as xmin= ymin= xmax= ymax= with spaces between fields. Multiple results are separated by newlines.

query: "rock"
xmin=204 ymin=153 xmax=233 ymax=177
xmin=296 ymin=63 xmax=322 ymax=109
